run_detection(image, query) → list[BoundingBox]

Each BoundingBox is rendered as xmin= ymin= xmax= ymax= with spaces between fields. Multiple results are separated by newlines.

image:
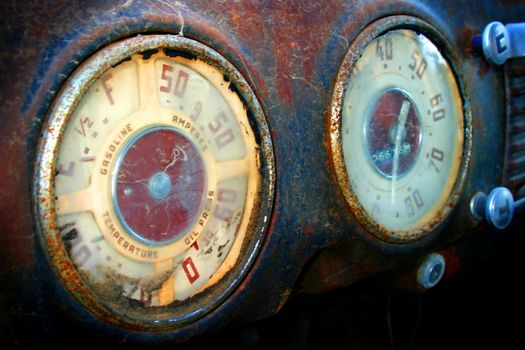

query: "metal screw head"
xmin=486 ymin=187 xmax=514 ymax=229
xmin=482 ymin=21 xmax=510 ymax=65
xmin=148 ymin=171 xmax=172 ymax=201
xmin=417 ymin=253 xmax=446 ymax=290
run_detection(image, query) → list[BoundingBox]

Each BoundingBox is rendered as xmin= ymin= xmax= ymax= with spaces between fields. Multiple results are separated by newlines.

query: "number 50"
xmin=159 ymin=63 xmax=189 ymax=97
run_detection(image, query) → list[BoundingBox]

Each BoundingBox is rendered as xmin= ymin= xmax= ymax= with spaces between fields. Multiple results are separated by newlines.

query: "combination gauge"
xmin=34 ymin=35 xmax=274 ymax=328
xmin=330 ymin=17 xmax=470 ymax=243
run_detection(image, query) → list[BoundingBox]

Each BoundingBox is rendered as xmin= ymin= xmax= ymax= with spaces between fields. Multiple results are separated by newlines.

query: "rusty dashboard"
xmin=1 ymin=1 xmax=524 ymax=348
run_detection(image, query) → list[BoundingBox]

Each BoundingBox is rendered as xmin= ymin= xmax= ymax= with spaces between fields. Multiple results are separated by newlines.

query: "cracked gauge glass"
xmin=34 ymin=35 xmax=273 ymax=327
xmin=330 ymin=25 xmax=467 ymax=243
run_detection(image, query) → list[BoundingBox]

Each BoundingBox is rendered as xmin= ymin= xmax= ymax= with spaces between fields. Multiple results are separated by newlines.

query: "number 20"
xmin=405 ymin=189 xmax=424 ymax=217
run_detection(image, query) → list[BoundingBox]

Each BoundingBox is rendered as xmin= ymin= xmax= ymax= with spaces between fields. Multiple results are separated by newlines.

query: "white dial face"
xmin=36 ymin=36 xmax=272 ymax=320
xmin=337 ymin=29 xmax=464 ymax=242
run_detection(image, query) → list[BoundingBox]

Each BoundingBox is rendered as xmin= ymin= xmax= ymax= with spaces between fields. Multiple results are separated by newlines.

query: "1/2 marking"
xmin=75 ymin=117 xmax=93 ymax=137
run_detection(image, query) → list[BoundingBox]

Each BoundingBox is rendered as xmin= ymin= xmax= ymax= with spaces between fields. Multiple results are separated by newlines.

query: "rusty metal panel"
xmin=1 ymin=0 xmax=524 ymax=346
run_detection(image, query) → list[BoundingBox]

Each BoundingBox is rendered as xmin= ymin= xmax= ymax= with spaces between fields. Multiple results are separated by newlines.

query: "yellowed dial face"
xmin=35 ymin=35 xmax=273 ymax=325
xmin=331 ymin=27 xmax=466 ymax=243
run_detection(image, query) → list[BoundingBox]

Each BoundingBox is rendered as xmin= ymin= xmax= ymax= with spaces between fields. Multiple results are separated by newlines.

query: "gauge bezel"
xmin=33 ymin=34 xmax=275 ymax=330
xmin=328 ymin=16 xmax=472 ymax=243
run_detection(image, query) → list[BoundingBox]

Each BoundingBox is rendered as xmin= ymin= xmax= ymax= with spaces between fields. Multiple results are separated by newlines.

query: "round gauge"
xmin=330 ymin=18 xmax=469 ymax=243
xmin=34 ymin=35 xmax=274 ymax=327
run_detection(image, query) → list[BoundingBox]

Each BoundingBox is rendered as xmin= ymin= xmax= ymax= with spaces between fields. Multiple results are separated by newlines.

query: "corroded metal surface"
xmin=1 ymin=0 xmax=524 ymax=346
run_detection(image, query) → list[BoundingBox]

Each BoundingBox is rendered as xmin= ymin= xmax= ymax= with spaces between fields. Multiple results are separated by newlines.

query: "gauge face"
xmin=331 ymin=27 xmax=466 ymax=242
xmin=35 ymin=35 xmax=274 ymax=326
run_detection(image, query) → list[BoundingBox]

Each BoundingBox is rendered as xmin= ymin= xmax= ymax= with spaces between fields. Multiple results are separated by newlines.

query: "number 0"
xmin=182 ymin=257 xmax=200 ymax=284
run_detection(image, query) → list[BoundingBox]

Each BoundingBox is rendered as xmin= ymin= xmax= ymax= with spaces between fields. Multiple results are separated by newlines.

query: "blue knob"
xmin=471 ymin=187 xmax=525 ymax=229
xmin=476 ymin=21 xmax=525 ymax=65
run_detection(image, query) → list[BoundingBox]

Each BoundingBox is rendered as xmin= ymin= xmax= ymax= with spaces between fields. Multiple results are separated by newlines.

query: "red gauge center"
xmin=365 ymin=89 xmax=421 ymax=178
xmin=114 ymin=127 xmax=206 ymax=244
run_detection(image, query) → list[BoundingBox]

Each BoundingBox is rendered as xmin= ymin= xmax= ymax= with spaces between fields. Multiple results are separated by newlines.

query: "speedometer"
xmin=330 ymin=17 xmax=469 ymax=243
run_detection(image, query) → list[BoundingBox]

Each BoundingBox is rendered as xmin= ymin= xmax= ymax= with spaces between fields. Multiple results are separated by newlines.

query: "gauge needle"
xmin=391 ymin=100 xmax=411 ymax=200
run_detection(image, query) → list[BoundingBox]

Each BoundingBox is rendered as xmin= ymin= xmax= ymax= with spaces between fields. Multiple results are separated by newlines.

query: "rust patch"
xmin=440 ymin=248 xmax=461 ymax=278
xmin=256 ymin=1 xmax=345 ymax=104
xmin=472 ymin=117 xmax=485 ymax=138
xmin=303 ymin=225 xmax=315 ymax=236
xmin=477 ymin=57 xmax=491 ymax=79
xmin=275 ymin=288 xmax=292 ymax=314
xmin=460 ymin=26 xmax=477 ymax=57
xmin=80 ymin=265 xmax=175 ymax=300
